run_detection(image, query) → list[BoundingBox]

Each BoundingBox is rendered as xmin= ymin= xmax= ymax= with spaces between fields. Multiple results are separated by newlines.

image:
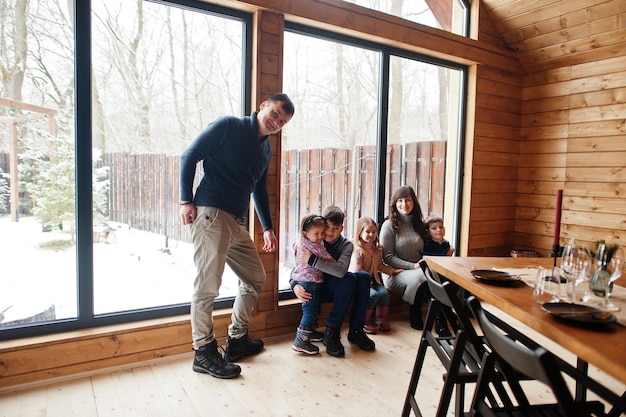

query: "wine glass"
xmin=534 ymin=266 xmax=562 ymax=304
xmin=564 ymin=249 xmax=591 ymax=303
xmin=589 ymin=244 xmax=624 ymax=311
xmin=561 ymin=238 xmax=578 ymax=302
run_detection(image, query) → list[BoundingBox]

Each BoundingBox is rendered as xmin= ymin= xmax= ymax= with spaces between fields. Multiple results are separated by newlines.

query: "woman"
xmin=379 ymin=185 xmax=429 ymax=330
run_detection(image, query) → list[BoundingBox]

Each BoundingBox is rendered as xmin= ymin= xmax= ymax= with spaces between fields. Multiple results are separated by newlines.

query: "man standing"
xmin=180 ymin=93 xmax=294 ymax=378
xmin=291 ymin=206 xmax=375 ymax=357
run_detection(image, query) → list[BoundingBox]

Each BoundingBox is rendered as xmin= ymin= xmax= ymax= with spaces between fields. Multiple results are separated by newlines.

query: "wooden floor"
xmin=1 ymin=312 xmax=624 ymax=417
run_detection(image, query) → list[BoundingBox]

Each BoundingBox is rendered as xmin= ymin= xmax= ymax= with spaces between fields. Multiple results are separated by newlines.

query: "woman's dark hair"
xmin=387 ymin=185 xmax=426 ymax=239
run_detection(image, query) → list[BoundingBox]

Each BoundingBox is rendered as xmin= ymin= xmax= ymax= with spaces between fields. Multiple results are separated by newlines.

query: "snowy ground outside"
xmin=0 ymin=216 xmax=237 ymax=324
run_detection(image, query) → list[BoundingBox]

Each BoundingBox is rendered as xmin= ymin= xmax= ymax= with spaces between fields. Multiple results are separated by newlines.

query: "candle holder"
xmin=551 ymin=244 xmax=563 ymax=257
xmin=549 ymin=244 xmax=563 ymax=266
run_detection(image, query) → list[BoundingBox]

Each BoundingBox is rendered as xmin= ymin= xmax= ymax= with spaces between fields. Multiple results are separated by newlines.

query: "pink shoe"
xmin=363 ymin=322 xmax=378 ymax=334
xmin=375 ymin=318 xmax=390 ymax=332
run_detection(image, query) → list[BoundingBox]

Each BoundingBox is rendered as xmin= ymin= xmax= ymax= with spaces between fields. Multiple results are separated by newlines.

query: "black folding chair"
xmin=401 ymin=260 xmax=503 ymax=417
xmin=467 ymin=295 xmax=609 ymax=417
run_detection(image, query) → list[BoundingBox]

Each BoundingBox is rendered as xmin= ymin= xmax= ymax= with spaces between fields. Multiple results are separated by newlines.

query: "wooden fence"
xmin=1 ymin=141 xmax=446 ymax=258
xmin=280 ymin=141 xmax=446 ymax=263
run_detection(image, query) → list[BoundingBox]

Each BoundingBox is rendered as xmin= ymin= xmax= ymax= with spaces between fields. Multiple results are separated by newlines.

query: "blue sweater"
xmin=179 ymin=112 xmax=273 ymax=231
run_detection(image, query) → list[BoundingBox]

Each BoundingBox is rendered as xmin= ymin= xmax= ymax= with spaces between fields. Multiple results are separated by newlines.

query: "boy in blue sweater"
xmin=423 ymin=214 xmax=454 ymax=257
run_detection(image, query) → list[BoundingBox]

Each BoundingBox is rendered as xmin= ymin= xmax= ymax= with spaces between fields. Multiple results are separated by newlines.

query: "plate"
xmin=541 ymin=302 xmax=616 ymax=325
xmin=471 ymin=269 xmax=521 ymax=283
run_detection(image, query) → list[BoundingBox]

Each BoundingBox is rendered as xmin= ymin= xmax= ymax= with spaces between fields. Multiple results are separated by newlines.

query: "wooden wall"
xmin=516 ymin=55 xmax=626 ymax=256
xmin=477 ymin=0 xmax=626 ymax=257
xmin=464 ymin=63 xmax=522 ymax=256
xmin=460 ymin=0 xmax=523 ymax=257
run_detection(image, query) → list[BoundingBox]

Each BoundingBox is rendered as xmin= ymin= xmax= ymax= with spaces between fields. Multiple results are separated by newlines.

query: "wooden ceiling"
xmin=480 ymin=0 xmax=626 ymax=74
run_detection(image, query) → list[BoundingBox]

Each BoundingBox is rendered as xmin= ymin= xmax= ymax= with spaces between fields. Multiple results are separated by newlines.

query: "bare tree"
xmin=91 ymin=1 xmax=161 ymax=153
xmin=0 ymin=0 xmax=28 ymax=103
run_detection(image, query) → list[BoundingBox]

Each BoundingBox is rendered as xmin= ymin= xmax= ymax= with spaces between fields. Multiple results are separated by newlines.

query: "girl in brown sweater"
xmin=349 ymin=217 xmax=402 ymax=333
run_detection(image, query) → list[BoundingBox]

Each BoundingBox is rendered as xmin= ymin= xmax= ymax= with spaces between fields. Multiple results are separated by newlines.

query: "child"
xmin=349 ymin=217 xmax=402 ymax=333
xmin=423 ymin=214 xmax=454 ymax=257
xmin=422 ymin=214 xmax=457 ymax=337
xmin=290 ymin=214 xmax=336 ymax=354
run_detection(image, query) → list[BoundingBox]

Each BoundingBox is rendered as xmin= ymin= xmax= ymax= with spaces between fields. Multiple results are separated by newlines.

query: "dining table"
xmin=423 ymin=255 xmax=626 ymax=410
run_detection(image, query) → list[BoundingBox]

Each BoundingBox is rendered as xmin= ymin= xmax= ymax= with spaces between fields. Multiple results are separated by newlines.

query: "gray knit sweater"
xmin=379 ymin=213 xmax=424 ymax=270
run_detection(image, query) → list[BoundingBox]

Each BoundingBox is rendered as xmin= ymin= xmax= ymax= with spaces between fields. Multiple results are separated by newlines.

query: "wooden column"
xmin=252 ymin=10 xmax=285 ymax=313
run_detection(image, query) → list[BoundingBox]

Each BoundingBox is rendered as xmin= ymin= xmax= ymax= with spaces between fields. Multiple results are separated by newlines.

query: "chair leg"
xmin=434 ymin=332 xmax=468 ymax=417
xmin=454 ymin=383 xmax=464 ymax=417
xmin=401 ymin=340 xmax=429 ymax=417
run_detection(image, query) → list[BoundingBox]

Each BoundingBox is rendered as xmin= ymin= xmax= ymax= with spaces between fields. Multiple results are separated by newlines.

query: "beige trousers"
xmin=190 ymin=206 xmax=266 ymax=349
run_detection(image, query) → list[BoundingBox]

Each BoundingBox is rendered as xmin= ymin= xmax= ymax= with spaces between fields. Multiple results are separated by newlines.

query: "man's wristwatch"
xmin=180 ymin=201 xmax=192 ymax=205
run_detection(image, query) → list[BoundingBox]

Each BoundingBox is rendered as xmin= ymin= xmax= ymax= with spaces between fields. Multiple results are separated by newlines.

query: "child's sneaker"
xmin=292 ymin=327 xmax=320 ymax=355
xmin=363 ymin=322 xmax=378 ymax=334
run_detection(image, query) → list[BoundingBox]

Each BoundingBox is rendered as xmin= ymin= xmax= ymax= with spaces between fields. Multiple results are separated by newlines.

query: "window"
xmin=280 ymin=31 xmax=380 ymax=288
xmin=385 ymin=55 xmax=463 ymax=226
xmin=90 ymin=0 xmax=247 ymax=315
xmin=341 ymin=0 xmax=469 ymax=36
xmin=280 ymin=25 xmax=466 ymax=291
xmin=1 ymin=1 xmax=78 ymax=329
xmin=0 ymin=0 xmax=250 ymax=338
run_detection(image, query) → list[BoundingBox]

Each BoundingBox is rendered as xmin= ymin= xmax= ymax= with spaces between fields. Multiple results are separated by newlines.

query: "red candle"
xmin=553 ymin=189 xmax=563 ymax=246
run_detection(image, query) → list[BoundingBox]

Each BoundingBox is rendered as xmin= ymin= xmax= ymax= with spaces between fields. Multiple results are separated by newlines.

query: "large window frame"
xmin=0 ymin=0 xmax=253 ymax=341
xmin=278 ymin=23 xmax=467 ymax=297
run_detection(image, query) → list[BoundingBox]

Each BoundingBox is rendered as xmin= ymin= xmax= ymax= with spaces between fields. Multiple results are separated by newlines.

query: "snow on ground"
xmin=0 ymin=216 xmax=238 ymax=323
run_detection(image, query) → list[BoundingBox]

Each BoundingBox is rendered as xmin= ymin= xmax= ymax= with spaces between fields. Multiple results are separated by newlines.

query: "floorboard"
xmin=0 ymin=315 xmax=624 ymax=417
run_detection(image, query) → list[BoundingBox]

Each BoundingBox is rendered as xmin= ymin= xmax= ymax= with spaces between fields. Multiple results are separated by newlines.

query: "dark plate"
xmin=471 ymin=269 xmax=521 ymax=283
xmin=541 ymin=302 xmax=616 ymax=325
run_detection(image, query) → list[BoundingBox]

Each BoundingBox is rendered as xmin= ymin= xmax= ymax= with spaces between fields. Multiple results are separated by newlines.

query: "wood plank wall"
xmin=478 ymin=0 xmax=626 ymax=256
xmin=516 ymin=54 xmax=626 ymax=256
xmin=466 ymin=64 xmax=522 ymax=256
xmin=463 ymin=0 xmax=522 ymax=257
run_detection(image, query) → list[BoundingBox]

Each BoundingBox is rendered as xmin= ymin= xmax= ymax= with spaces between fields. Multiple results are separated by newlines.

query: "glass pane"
xmin=386 ymin=55 xmax=462 ymax=237
xmin=341 ymin=0 xmax=468 ymax=36
xmin=0 ymin=2 xmax=77 ymax=327
xmin=91 ymin=0 xmax=244 ymax=314
xmin=281 ymin=32 xmax=380 ymax=290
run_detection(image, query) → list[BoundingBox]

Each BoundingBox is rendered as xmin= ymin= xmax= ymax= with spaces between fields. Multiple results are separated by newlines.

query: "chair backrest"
xmin=467 ymin=296 xmax=586 ymax=417
xmin=419 ymin=259 xmax=488 ymax=355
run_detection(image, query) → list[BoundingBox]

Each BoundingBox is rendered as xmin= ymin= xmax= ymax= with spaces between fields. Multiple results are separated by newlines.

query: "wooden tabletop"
xmin=424 ymin=256 xmax=626 ymax=385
